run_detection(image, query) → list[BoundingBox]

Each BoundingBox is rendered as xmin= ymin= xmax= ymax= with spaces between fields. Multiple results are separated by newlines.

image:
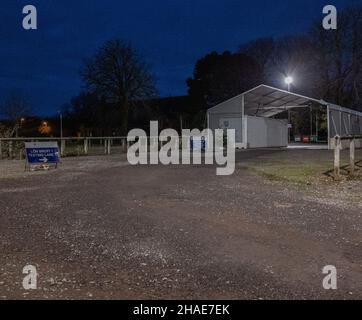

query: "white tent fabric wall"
xmin=245 ymin=116 xmax=288 ymax=148
xmin=328 ymin=104 xmax=362 ymax=148
xmin=207 ymin=95 xmax=244 ymax=145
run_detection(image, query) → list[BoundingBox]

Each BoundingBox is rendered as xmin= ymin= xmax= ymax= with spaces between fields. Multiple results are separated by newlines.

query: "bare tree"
xmin=81 ymin=39 xmax=157 ymax=135
xmin=1 ymin=91 xmax=32 ymax=122
xmin=239 ymin=36 xmax=317 ymax=94
xmin=310 ymin=5 xmax=362 ymax=109
xmin=0 ymin=123 xmax=11 ymax=138
xmin=269 ymin=35 xmax=317 ymax=94
xmin=1 ymin=91 xmax=32 ymax=137
xmin=239 ymin=37 xmax=275 ymax=80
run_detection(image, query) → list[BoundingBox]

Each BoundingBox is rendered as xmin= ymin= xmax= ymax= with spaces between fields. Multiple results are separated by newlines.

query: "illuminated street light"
xmin=284 ymin=76 xmax=293 ymax=92
xmin=14 ymin=118 xmax=26 ymax=137
xmin=284 ymin=76 xmax=294 ymax=144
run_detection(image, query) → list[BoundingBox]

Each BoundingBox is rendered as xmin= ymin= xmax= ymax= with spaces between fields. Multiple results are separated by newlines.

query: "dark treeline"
xmin=61 ymin=94 xmax=189 ymax=136
xmin=62 ymin=5 xmax=362 ymax=136
xmin=1 ymin=5 xmax=361 ymax=137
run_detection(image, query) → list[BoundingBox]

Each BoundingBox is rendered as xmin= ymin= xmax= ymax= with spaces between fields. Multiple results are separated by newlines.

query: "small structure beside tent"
xmin=207 ymin=84 xmax=362 ymax=149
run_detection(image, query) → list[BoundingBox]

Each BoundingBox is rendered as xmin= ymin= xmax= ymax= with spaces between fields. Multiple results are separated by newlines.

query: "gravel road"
xmin=0 ymin=151 xmax=361 ymax=299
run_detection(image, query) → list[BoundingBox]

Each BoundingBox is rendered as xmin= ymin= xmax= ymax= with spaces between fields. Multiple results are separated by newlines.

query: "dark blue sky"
xmin=0 ymin=0 xmax=358 ymax=115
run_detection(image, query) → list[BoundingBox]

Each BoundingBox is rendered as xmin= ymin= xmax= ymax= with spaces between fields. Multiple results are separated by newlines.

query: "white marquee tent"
xmin=207 ymin=84 xmax=362 ymax=149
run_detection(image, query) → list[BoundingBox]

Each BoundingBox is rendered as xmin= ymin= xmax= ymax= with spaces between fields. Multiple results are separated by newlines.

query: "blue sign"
xmin=190 ymin=137 xmax=207 ymax=151
xmin=25 ymin=142 xmax=60 ymax=165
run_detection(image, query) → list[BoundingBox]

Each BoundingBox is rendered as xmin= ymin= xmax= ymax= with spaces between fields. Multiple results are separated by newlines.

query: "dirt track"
xmin=0 ymin=150 xmax=361 ymax=299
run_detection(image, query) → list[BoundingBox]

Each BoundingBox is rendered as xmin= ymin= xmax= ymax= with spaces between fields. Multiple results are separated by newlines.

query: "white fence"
xmin=0 ymin=137 xmax=129 ymax=160
xmin=333 ymin=135 xmax=362 ymax=179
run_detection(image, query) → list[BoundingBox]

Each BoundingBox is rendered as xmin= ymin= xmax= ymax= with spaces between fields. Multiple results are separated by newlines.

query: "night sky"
xmin=0 ymin=0 xmax=359 ymax=115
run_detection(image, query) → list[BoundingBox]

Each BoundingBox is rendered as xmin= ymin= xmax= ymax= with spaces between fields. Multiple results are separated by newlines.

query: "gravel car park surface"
xmin=0 ymin=150 xmax=361 ymax=299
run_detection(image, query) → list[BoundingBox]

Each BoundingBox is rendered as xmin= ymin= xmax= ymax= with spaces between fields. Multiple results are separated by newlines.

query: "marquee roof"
xmin=242 ymin=84 xmax=326 ymax=117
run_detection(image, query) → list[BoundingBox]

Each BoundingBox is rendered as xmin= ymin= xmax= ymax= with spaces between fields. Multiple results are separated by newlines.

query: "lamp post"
xmin=58 ymin=112 xmax=63 ymax=140
xmin=285 ymin=76 xmax=294 ymax=144
xmin=58 ymin=111 xmax=63 ymax=155
xmin=15 ymin=118 xmax=26 ymax=137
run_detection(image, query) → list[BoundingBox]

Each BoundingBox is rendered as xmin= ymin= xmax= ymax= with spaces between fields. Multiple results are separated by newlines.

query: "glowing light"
xmin=285 ymin=76 xmax=294 ymax=85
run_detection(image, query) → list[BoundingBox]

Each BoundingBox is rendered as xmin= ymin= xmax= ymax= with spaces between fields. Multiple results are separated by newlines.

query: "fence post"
xmin=334 ymin=136 xmax=341 ymax=180
xmin=84 ymin=138 xmax=88 ymax=155
xmin=9 ymin=141 xmax=13 ymax=159
xmin=61 ymin=139 xmax=66 ymax=156
xmin=349 ymin=138 xmax=355 ymax=176
xmin=107 ymin=139 xmax=111 ymax=155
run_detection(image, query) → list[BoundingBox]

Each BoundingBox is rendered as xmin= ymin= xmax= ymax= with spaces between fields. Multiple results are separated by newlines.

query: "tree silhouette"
xmin=187 ymin=51 xmax=262 ymax=128
xmin=81 ymin=39 xmax=157 ymax=135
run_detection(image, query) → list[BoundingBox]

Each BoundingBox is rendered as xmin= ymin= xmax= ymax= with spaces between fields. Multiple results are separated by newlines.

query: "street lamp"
xmin=58 ymin=111 xmax=63 ymax=156
xmin=285 ymin=76 xmax=293 ymax=92
xmin=284 ymin=76 xmax=294 ymax=144
xmin=14 ymin=118 xmax=26 ymax=137
xmin=58 ymin=111 xmax=63 ymax=140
